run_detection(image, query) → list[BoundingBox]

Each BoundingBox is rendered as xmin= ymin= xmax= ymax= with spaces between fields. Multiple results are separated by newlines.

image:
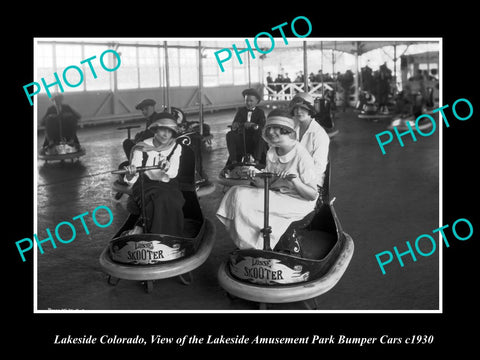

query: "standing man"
xmin=122 ymin=99 xmax=161 ymax=160
xmin=266 ymin=72 xmax=273 ymax=85
xmin=266 ymin=72 xmax=274 ymax=100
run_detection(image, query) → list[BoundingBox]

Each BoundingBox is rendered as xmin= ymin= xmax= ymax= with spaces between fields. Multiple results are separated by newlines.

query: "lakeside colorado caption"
xmin=53 ymin=334 xmax=434 ymax=346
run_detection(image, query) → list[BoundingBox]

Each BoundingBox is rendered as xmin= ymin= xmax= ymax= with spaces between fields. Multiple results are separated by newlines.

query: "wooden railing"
xmin=264 ymin=82 xmax=336 ymax=101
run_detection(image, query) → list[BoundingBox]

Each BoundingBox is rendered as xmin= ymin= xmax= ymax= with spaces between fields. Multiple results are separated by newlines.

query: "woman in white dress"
xmin=289 ymin=92 xmax=330 ymax=186
xmin=124 ymin=113 xmax=184 ymax=236
xmin=216 ymin=110 xmax=319 ymax=250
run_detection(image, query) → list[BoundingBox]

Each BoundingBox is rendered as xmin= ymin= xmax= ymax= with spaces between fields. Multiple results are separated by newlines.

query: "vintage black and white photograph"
xmin=31 ymin=37 xmax=443 ymax=312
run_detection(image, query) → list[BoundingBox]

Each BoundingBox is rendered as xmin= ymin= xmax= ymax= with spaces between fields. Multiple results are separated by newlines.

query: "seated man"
xmin=225 ymin=88 xmax=267 ymax=167
xmin=41 ymin=94 xmax=81 ymax=154
xmin=122 ymin=99 xmax=161 ymax=160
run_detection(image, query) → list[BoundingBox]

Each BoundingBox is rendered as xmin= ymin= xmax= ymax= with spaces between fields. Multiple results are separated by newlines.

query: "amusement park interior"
xmin=35 ymin=38 xmax=440 ymax=311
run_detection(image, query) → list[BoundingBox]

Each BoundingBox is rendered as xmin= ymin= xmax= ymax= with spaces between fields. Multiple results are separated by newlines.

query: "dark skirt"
xmin=127 ymin=175 xmax=185 ymax=236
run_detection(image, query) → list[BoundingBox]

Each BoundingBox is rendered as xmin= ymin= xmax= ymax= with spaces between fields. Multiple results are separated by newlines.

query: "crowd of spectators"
xmin=266 ymin=70 xmax=338 ymax=86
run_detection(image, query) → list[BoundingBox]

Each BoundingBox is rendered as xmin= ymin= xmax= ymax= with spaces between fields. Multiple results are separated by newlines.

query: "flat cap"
xmin=135 ymin=99 xmax=156 ymax=110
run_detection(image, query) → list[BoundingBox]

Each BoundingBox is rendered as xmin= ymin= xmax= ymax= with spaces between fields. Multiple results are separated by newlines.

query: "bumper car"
xmin=39 ymin=142 xmax=86 ymax=164
xmin=217 ymin=122 xmax=266 ymax=189
xmin=388 ymin=93 xmax=434 ymax=132
xmin=357 ymin=102 xmax=378 ymax=119
xmin=171 ymin=106 xmax=214 ymax=153
xmin=165 ymin=107 xmax=216 ymax=196
xmin=39 ymin=103 xmax=86 ymax=164
xmin=100 ymin=141 xmax=216 ymax=293
xmin=357 ymin=92 xmax=394 ymax=120
xmin=39 ymin=118 xmax=85 ymax=164
xmin=217 ymin=154 xmax=265 ymax=189
xmin=184 ymin=121 xmax=214 ymax=153
xmin=388 ymin=113 xmax=434 ymax=132
xmin=217 ymin=164 xmax=354 ymax=310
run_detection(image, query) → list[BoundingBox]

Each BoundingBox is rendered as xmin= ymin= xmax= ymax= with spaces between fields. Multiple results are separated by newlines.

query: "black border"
xmin=7 ymin=5 xmax=478 ymax=355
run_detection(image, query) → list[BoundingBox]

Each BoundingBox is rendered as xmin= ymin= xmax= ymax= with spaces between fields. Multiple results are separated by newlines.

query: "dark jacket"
xmin=232 ymin=107 xmax=266 ymax=131
xmin=41 ymin=104 xmax=80 ymax=126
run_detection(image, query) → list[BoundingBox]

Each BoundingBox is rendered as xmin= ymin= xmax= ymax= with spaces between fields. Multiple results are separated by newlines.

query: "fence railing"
xmin=264 ymin=82 xmax=337 ymax=101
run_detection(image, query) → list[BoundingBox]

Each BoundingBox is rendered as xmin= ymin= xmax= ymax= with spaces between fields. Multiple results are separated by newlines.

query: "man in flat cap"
xmin=225 ymin=88 xmax=267 ymax=167
xmin=122 ymin=99 xmax=161 ymax=160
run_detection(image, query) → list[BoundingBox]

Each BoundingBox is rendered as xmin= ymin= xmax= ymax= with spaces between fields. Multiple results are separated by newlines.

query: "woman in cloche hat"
xmin=123 ymin=112 xmax=185 ymax=236
xmin=289 ymin=92 xmax=330 ymax=187
xmin=216 ymin=109 xmax=319 ymax=250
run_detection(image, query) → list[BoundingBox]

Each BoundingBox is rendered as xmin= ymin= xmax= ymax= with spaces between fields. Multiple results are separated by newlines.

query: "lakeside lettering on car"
xmin=127 ymin=241 xmax=164 ymax=261
xmin=243 ymin=266 xmax=284 ymax=281
xmin=127 ymin=249 xmax=164 ymax=261
xmin=110 ymin=240 xmax=185 ymax=265
xmin=230 ymin=255 xmax=309 ymax=284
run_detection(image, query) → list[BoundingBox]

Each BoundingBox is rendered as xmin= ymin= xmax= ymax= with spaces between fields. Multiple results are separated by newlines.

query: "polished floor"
xmin=36 ymin=107 xmax=440 ymax=311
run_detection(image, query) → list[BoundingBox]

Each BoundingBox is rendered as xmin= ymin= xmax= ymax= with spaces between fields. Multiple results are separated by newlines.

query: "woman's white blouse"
xmin=265 ymin=142 xmax=319 ymax=198
xmin=124 ymin=138 xmax=182 ymax=184
xmin=296 ymin=119 xmax=330 ymax=185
